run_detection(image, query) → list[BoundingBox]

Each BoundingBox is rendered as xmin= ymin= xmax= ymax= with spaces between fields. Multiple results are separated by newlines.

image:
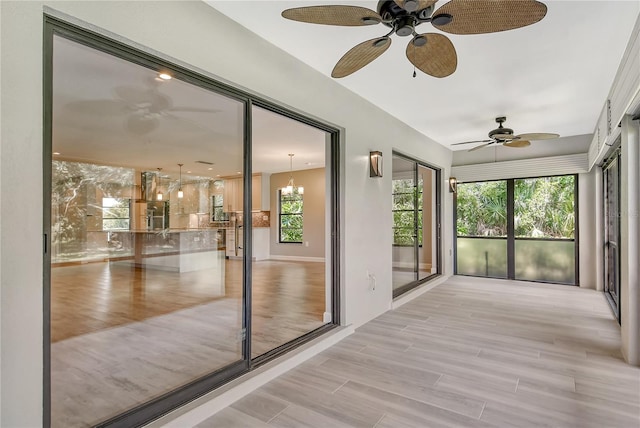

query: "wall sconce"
xmin=449 ymin=177 xmax=457 ymax=193
xmin=369 ymin=151 xmax=383 ymax=178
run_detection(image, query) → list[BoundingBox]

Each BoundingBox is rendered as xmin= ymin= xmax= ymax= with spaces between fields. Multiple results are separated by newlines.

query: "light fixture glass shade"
xmin=178 ymin=189 xmax=184 ymax=199
xmin=370 ymin=151 xmax=383 ymax=178
xmin=449 ymin=177 xmax=457 ymax=193
xmin=156 ymin=192 xmax=163 ymax=201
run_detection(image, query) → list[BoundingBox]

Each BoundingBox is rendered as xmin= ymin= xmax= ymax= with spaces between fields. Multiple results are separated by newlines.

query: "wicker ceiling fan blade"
xmin=468 ymin=141 xmax=494 ymax=152
xmin=503 ymin=140 xmax=531 ymax=148
xmin=332 ymin=37 xmax=392 ymax=78
xmin=282 ymin=6 xmax=381 ymax=26
xmin=432 ymin=0 xmax=547 ymax=35
xmin=406 ymin=33 xmax=457 ymax=78
xmin=514 ymin=132 xmax=559 ymax=140
xmin=451 ymin=139 xmax=493 ymax=146
xmin=394 ymin=0 xmax=438 ymax=12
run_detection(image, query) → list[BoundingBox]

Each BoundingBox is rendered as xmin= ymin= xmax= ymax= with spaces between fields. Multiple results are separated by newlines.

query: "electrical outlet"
xmin=305 ymin=241 xmax=309 ymax=247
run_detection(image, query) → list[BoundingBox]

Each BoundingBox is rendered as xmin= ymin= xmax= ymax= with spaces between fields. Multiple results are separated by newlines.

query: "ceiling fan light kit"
xmin=282 ymin=0 xmax=547 ymax=78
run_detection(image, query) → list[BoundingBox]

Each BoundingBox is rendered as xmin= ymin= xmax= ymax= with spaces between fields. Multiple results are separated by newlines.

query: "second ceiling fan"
xmin=282 ymin=0 xmax=548 ymax=78
xmin=451 ymin=117 xmax=559 ymax=151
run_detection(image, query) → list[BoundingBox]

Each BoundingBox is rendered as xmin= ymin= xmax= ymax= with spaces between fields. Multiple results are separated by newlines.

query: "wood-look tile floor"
xmin=50 ymin=259 xmax=326 ymax=427
xmin=199 ymin=276 xmax=640 ymax=428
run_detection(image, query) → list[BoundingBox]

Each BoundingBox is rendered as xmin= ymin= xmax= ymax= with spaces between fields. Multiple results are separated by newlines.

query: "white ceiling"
xmin=209 ymin=0 xmax=640 ymax=152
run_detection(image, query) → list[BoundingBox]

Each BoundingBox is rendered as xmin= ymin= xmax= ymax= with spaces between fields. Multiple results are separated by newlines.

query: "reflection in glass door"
xmin=603 ymin=147 xmax=621 ymax=320
xmin=49 ymin=34 xmax=247 ymax=427
xmin=392 ymin=153 xmax=441 ymax=297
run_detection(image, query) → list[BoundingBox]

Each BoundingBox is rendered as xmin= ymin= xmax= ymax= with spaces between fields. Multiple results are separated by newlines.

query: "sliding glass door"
xmin=456 ymin=175 xmax=578 ymax=285
xmin=45 ymin=20 xmax=340 ymax=427
xmin=392 ymin=153 xmax=441 ymax=297
xmin=603 ymin=147 xmax=621 ymax=319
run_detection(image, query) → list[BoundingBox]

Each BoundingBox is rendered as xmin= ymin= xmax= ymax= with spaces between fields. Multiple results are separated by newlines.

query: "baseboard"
xmin=268 ymin=255 xmax=325 ymax=263
xmin=391 ymin=275 xmax=450 ymax=310
xmin=146 ymin=325 xmax=354 ymax=428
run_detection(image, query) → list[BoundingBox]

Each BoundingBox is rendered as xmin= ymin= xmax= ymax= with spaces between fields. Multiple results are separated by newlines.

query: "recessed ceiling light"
xmin=208 ymin=167 xmax=213 ymax=170
xmin=216 ymin=175 xmax=221 ymax=177
xmin=158 ymin=73 xmax=172 ymax=80
xmin=236 ymin=171 xmax=242 ymax=174
xmin=187 ymin=170 xmax=192 ymax=173
xmin=53 ymin=152 xmax=60 ymax=155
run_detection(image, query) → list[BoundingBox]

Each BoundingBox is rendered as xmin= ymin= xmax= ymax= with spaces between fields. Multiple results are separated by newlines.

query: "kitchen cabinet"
xmin=222 ymin=177 xmax=243 ymax=212
xmin=224 ymin=174 xmax=269 ymax=212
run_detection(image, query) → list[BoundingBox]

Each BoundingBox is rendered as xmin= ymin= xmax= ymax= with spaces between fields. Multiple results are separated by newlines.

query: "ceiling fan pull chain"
xmin=413 ymin=64 xmax=416 ymax=78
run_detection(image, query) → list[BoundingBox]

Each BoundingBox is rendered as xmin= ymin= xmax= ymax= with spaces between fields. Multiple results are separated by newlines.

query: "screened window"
xmin=102 ymin=197 xmax=130 ymax=231
xmin=279 ymin=189 xmax=303 ymax=243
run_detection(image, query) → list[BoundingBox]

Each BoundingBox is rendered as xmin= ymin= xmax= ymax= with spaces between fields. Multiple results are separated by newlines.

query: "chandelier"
xmin=281 ymin=153 xmax=304 ymax=195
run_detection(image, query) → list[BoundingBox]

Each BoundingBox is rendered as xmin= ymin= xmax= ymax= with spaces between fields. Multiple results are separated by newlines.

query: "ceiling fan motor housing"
xmin=488 ymin=116 xmax=514 ymax=140
xmin=378 ymin=0 xmax=435 ymax=35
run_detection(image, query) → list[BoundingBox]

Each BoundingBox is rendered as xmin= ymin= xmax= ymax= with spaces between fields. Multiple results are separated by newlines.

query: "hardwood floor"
xmin=50 ymin=258 xmax=326 ymax=427
xmin=198 ymin=276 xmax=640 ymax=428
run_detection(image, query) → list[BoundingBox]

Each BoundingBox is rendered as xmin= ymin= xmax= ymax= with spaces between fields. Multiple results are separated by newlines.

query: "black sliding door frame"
xmin=455 ymin=174 xmax=579 ymax=286
xmin=602 ymin=143 xmax=621 ymax=322
xmin=392 ymin=151 xmax=442 ymax=298
xmin=43 ymin=16 xmax=341 ymax=428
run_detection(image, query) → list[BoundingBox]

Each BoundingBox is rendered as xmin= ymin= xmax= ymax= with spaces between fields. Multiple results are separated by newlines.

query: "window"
xmin=455 ymin=175 xmax=578 ymax=284
xmin=279 ymin=189 xmax=303 ymax=243
xmin=211 ymin=194 xmax=227 ymax=221
xmin=392 ymin=177 xmax=423 ymax=246
xmin=102 ymin=197 xmax=130 ymax=231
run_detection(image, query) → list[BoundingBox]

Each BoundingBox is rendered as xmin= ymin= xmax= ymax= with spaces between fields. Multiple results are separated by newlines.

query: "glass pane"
xmin=251 ymin=106 xmax=329 ymax=358
xmin=604 ymin=155 xmax=620 ymax=306
xmin=393 ymin=156 xmax=417 ymax=290
xmin=515 ymin=240 xmax=575 ymax=284
xmin=514 ymin=176 xmax=575 ymax=238
xmin=456 ymin=238 xmax=508 ymax=278
xmin=51 ymin=36 xmax=245 ymax=426
xmin=457 ymin=181 xmax=507 ymax=237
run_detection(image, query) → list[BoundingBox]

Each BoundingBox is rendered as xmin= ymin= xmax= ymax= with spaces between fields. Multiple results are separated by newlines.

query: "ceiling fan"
xmin=64 ymin=81 xmax=219 ymax=135
xmin=451 ymin=116 xmax=559 ymax=151
xmin=282 ymin=0 xmax=548 ymax=78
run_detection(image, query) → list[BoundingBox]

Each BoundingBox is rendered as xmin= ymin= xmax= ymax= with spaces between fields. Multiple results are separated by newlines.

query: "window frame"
xmin=101 ymin=197 xmax=131 ymax=231
xmin=278 ymin=188 xmax=303 ymax=244
xmin=454 ymin=173 xmax=579 ymax=285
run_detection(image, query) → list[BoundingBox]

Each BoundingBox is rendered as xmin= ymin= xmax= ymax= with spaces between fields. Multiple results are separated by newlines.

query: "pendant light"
xmin=281 ymin=153 xmax=303 ymax=195
xmin=156 ymin=168 xmax=163 ymax=201
xmin=177 ymin=163 xmax=184 ymax=199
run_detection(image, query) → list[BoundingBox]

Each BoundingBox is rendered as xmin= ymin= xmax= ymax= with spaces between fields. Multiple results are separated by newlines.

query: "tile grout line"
xmin=265 ymin=403 xmax=291 ymax=424
xmin=372 ymin=412 xmax=387 ymax=428
xmin=478 ymin=401 xmax=487 ymax=420
xmin=331 ymin=379 xmax=349 ymax=394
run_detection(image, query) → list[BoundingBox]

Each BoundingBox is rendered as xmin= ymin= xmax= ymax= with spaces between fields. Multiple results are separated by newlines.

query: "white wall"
xmin=0 ymin=1 xmax=453 ymax=425
xmin=578 ymin=170 xmax=598 ymax=289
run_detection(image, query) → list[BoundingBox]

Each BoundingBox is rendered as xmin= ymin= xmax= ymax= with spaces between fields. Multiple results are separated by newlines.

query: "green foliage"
xmin=280 ymin=189 xmax=303 ymax=242
xmin=514 ymin=176 xmax=575 ymax=238
xmin=456 ymin=176 xmax=575 ymax=239
xmin=392 ymin=178 xmax=423 ymax=246
xmin=456 ymin=181 xmax=507 ymax=236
